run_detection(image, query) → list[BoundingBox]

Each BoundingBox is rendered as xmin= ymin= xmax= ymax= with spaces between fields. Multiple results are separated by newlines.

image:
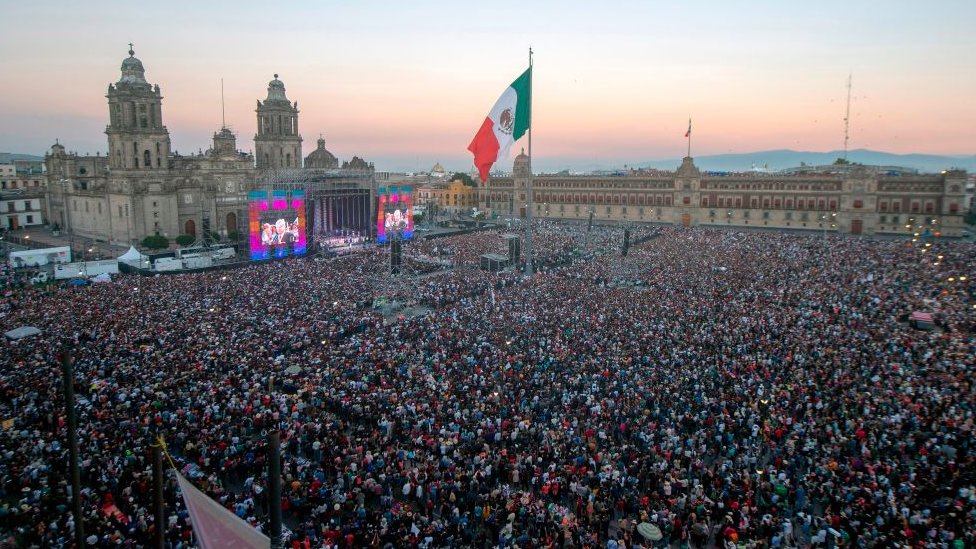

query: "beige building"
xmin=44 ymin=47 xmax=372 ymax=248
xmin=416 ymin=179 xmax=476 ymax=214
xmin=479 ymin=152 xmax=969 ymax=237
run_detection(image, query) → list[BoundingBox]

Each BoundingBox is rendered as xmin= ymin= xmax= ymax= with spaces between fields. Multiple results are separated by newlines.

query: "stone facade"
xmin=255 ymin=75 xmax=302 ymax=169
xmin=43 ymin=48 xmax=372 ymax=247
xmin=479 ymin=153 xmax=969 ymax=237
xmin=305 ymin=137 xmax=338 ymax=169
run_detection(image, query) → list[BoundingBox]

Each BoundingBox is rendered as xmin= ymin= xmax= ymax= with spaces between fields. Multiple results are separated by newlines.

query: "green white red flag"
xmin=468 ymin=68 xmax=531 ymax=182
xmin=175 ymin=469 xmax=270 ymax=549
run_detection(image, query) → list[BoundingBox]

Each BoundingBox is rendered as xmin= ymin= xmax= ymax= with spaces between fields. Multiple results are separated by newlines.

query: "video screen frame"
xmin=376 ymin=186 xmax=414 ymax=243
xmin=248 ymin=189 xmax=307 ymax=260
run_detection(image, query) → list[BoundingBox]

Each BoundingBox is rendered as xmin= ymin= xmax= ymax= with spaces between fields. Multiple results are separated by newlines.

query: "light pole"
xmin=821 ymin=212 xmax=836 ymax=239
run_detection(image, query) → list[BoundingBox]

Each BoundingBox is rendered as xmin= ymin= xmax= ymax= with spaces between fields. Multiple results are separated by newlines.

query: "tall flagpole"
xmin=686 ymin=117 xmax=691 ymax=158
xmin=524 ymin=48 xmax=534 ymax=277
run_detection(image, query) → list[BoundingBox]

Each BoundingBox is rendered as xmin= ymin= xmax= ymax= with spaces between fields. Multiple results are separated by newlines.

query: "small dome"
xmin=305 ymin=136 xmax=337 ymax=169
xmin=514 ymin=148 xmax=529 ymax=162
xmin=118 ymin=45 xmax=148 ymax=85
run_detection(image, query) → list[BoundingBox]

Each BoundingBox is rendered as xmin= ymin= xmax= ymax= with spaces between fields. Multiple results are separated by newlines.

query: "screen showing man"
xmin=376 ymin=189 xmax=413 ymax=243
xmin=261 ymin=216 xmax=300 ymax=246
xmin=248 ymin=189 xmax=306 ymax=259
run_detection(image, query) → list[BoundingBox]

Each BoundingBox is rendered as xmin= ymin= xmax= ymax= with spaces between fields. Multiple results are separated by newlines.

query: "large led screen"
xmin=376 ymin=186 xmax=413 ymax=243
xmin=248 ymin=189 xmax=307 ymax=260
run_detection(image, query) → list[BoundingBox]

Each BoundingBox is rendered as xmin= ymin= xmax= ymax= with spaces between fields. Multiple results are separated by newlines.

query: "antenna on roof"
xmin=221 ymin=78 xmax=226 ymax=129
xmin=843 ymin=73 xmax=852 ymax=161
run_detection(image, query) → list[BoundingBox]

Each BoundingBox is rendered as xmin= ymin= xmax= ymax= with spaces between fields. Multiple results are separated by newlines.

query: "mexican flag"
xmin=468 ymin=67 xmax=531 ymax=182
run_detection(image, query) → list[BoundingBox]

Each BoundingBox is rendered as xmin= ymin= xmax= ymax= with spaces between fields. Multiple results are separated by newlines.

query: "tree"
xmin=141 ymin=234 xmax=169 ymax=249
xmin=227 ymin=230 xmax=241 ymax=241
xmin=451 ymin=172 xmax=477 ymax=187
xmin=175 ymin=234 xmax=195 ymax=247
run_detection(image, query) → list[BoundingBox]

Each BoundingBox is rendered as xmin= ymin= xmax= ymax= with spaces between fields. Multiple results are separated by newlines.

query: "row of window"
xmin=0 ymin=180 xmax=43 ymax=189
xmin=877 ymin=200 xmax=958 ymax=214
xmin=515 ymin=193 xmax=676 ymax=206
xmin=483 ymin=192 xmax=960 ymax=216
xmin=703 ymin=196 xmax=839 ymax=210
xmin=5 ymin=201 xmax=38 ymax=212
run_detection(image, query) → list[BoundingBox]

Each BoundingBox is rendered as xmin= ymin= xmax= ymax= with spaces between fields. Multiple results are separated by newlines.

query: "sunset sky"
xmin=1 ymin=1 xmax=973 ymax=173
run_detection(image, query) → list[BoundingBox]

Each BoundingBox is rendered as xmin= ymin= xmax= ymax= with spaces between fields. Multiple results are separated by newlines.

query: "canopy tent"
xmin=118 ymin=246 xmax=149 ymax=265
xmin=4 ymin=326 xmax=41 ymax=340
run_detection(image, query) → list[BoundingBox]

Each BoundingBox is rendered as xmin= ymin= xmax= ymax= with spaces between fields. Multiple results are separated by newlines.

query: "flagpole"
xmin=153 ymin=442 xmax=165 ymax=549
xmin=687 ymin=117 xmax=691 ymax=158
xmin=61 ymin=346 xmax=85 ymax=548
xmin=524 ymin=47 xmax=534 ymax=277
xmin=269 ymin=430 xmax=283 ymax=549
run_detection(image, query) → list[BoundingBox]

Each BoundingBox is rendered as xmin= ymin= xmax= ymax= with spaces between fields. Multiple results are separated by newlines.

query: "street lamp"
xmin=822 ymin=212 xmax=836 ymax=238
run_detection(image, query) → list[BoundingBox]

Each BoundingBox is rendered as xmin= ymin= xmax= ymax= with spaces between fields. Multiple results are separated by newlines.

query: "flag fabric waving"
xmin=175 ymin=469 xmax=270 ymax=549
xmin=685 ymin=119 xmax=691 ymax=138
xmin=468 ymin=68 xmax=531 ymax=182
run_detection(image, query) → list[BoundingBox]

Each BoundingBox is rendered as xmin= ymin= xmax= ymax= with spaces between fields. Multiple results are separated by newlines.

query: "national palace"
xmin=472 ymin=152 xmax=969 ymax=237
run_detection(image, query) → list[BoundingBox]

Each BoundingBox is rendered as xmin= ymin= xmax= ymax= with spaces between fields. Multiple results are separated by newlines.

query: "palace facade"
xmin=479 ymin=152 xmax=969 ymax=237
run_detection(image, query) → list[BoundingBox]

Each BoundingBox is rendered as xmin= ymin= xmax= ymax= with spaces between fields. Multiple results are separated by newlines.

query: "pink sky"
xmin=1 ymin=1 xmax=973 ymax=172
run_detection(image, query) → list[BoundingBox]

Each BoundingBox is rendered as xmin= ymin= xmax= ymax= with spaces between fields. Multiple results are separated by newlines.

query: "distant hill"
xmin=638 ymin=149 xmax=976 ymax=174
xmin=0 ymin=153 xmax=45 ymax=164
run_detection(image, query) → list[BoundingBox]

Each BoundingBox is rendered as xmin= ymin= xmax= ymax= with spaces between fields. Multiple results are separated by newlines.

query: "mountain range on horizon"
xmin=636 ymin=148 xmax=975 ymax=175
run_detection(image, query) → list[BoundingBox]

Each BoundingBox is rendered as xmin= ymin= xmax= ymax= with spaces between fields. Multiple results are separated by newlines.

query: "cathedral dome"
xmin=118 ymin=45 xmax=148 ymax=85
xmin=305 ymin=137 xmax=338 ymax=169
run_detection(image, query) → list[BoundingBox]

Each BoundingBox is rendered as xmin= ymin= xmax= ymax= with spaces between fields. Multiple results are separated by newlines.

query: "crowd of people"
xmin=0 ymin=222 xmax=973 ymax=548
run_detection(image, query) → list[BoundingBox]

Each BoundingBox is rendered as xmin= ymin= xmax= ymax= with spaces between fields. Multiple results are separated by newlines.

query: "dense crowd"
xmin=0 ymin=223 xmax=974 ymax=548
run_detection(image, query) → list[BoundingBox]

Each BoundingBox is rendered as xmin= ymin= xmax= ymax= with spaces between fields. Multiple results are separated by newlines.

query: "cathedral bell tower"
xmin=105 ymin=44 xmax=171 ymax=171
xmin=254 ymin=74 xmax=302 ymax=169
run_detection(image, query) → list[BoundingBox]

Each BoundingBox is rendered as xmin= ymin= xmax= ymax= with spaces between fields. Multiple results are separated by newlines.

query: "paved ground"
xmin=3 ymin=227 xmax=132 ymax=259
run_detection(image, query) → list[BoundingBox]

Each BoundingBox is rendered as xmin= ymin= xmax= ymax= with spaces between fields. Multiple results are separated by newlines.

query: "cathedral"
xmin=44 ymin=46 xmax=368 ymax=247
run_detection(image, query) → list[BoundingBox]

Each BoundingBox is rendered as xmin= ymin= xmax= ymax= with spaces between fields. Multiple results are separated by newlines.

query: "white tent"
xmin=118 ymin=246 xmax=149 ymax=266
xmin=4 ymin=326 xmax=41 ymax=340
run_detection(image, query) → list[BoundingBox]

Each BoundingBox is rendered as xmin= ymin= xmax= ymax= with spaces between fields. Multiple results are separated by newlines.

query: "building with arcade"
xmin=478 ymin=152 xmax=969 ymax=237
